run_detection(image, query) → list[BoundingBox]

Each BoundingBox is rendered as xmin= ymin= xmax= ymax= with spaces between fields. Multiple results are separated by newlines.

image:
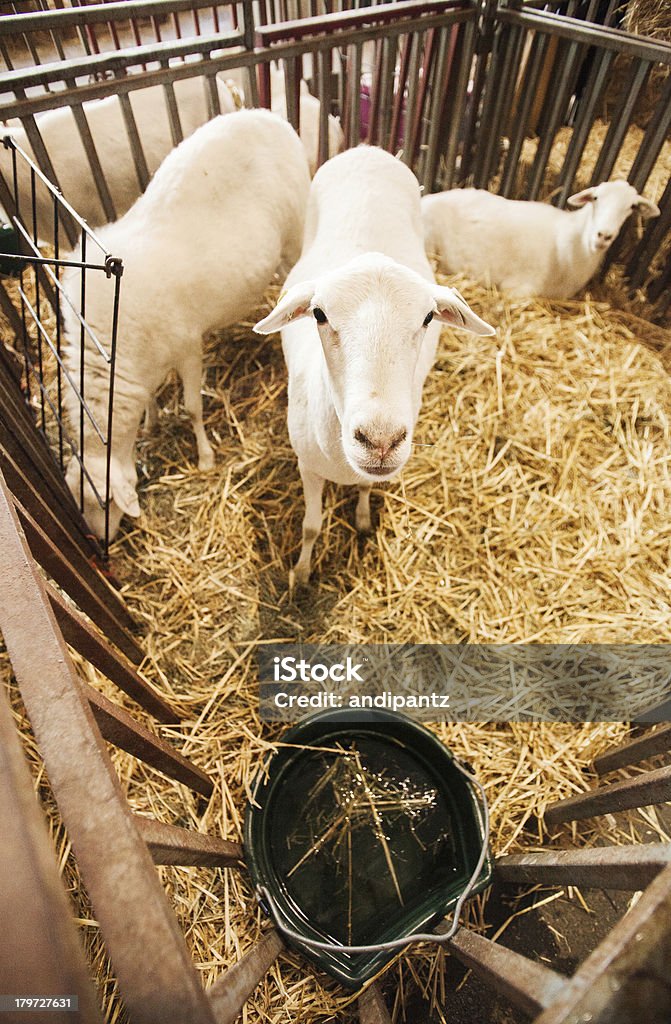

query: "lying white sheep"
xmin=63 ymin=109 xmax=310 ymax=540
xmin=254 ymin=145 xmax=495 ymax=584
xmin=422 ymin=181 xmax=660 ymax=299
xmin=1 ymin=76 xmax=238 ymax=238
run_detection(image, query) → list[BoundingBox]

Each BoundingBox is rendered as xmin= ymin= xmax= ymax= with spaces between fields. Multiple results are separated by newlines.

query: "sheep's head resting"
xmin=254 ymin=252 xmax=495 ymax=482
xmin=568 ymin=179 xmax=660 ymax=255
xmin=65 ymin=451 xmax=139 ymax=541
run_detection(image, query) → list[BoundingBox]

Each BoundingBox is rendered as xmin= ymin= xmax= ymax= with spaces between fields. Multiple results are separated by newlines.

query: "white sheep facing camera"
xmin=255 ymin=145 xmax=496 ymax=586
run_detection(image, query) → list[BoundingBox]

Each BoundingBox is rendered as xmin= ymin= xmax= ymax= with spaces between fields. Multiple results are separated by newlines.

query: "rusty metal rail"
xmin=0 ymin=666 xmax=103 ymax=1024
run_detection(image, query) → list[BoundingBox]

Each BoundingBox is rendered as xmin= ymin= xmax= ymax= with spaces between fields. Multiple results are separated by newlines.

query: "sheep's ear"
xmin=634 ymin=196 xmax=660 ymax=220
xmin=110 ymin=460 xmax=140 ymax=518
xmin=432 ymin=285 xmax=496 ymax=337
xmin=253 ymin=280 xmax=316 ymax=335
xmin=567 ymin=187 xmax=597 ymax=208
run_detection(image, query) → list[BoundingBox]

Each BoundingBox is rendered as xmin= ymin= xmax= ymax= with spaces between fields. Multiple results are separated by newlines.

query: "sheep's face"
xmin=310 ymin=267 xmax=435 ymax=480
xmin=65 ymin=451 xmax=139 ymax=541
xmin=568 ymin=180 xmax=660 ymax=255
xmin=254 ymin=253 xmax=495 ymax=481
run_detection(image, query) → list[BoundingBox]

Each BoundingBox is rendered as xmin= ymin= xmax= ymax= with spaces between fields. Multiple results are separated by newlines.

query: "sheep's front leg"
xmin=180 ymin=351 xmax=214 ymax=470
xmin=293 ymin=463 xmax=324 ymax=586
xmin=356 ymin=484 xmax=372 ymax=533
xmin=143 ymin=396 xmax=159 ymax=432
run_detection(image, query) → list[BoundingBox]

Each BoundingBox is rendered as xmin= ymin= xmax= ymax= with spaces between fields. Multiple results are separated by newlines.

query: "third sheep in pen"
xmin=63 ymin=108 xmax=310 ymax=541
xmin=254 ymin=145 xmax=496 ymax=585
xmin=422 ymin=181 xmax=660 ymax=300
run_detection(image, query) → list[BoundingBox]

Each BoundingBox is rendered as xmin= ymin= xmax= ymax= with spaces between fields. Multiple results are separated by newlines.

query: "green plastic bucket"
xmin=244 ymin=709 xmax=491 ymax=988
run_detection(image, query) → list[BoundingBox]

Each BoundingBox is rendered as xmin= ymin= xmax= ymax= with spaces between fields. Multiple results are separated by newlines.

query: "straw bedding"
xmin=3 ymin=262 xmax=671 ymax=1020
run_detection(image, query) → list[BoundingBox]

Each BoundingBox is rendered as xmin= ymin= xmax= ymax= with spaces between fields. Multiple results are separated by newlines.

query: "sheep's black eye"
xmin=423 ymin=310 xmax=434 ymax=327
xmin=313 ymin=307 xmax=327 ymax=324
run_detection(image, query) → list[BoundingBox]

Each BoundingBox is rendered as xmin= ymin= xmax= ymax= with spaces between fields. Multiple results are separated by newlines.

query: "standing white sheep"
xmin=1 ymin=76 xmax=238 ymax=238
xmin=254 ymin=145 xmax=495 ymax=585
xmin=422 ymin=181 xmax=660 ymax=299
xmin=64 ymin=108 xmax=310 ymax=540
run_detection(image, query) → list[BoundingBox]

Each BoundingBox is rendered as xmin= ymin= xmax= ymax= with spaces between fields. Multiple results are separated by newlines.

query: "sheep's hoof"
xmin=356 ymin=512 xmax=372 ymax=534
xmin=291 ymin=563 xmax=311 ymax=589
xmin=198 ymin=449 xmax=215 ymax=471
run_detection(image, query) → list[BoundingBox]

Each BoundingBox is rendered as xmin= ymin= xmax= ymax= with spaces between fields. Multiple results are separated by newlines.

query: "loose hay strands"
xmin=3 ymin=250 xmax=671 ymax=1018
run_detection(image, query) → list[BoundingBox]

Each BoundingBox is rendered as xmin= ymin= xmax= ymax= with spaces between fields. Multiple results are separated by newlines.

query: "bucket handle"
xmin=256 ymin=757 xmax=490 ymax=955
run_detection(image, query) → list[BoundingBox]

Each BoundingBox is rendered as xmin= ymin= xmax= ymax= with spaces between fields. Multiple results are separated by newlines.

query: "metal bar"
xmin=0 ymin=0 xmax=236 ymax=34
xmin=84 ymin=683 xmax=213 ymax=798
xmin=472 ymin=19 xmax=511 ymax=188
xmin=628 ymin=75 xmax=671 ymax=193
xmin=208 ymin=931 xmax=284 ymax=1024
xmin=135 ymin=816 xmax=243 ymax=867
xmin=496 ymin=844 xmax=671 ymax=891
xmin=0 ymin=31 xmax=247 ymax=101
xmin=500 ymin=30 xmax=549 ymax=197
xmin=627 ymin=171 xmax=671 ymax=289
xmin=651 ymin=271 xmax=671 ymax=317
xmin=0 ymin=470 xmax=218 ymax=1024
xmin=555 ymin=47 xmax=614 ymax=204
xmin=593 ymin=726 xmax=671 ymax=775
xmin=534 ymin=864 xmax=671 ymax=1024
xmin=459 ymin=26 xmax=491 ymax=183
xmin=0 ymin=37 xmax=15 ymax=72
xmin=397 ymin=30 xmax=419 ymax=162
xmin=255 ymin=0 xmax=470 ymax=45
xmin=69 ymin=99 xmax=118 ymax=224
xmin=421 ymin=23 xmax=455 ymax=188
xmin=0 ymin=675 xmax=104 ymax=1024
xmin=488 ymin=23 xmax=525 ymax=186
xmin=162 ymin=77 xmax=184 ymax=147
xmin=544 ymin=764 xmax=671 ymax=826
xmin=365 ymin=38 xmax=383 ymax=145
xmin=439 ymin=20 xmax=475 ymax=188
xmin=0 ymin=326 xmax=23 ymax=385
xmin=358 ymin=981 xmax=392 ymax=1024
xmin=78 ymin=231 xmax=88 ymax=517
xmin=389 ymin=32 xmax=411 ymax=155
xmin=284 ymin=57 xmax=302 ymax=132
xmin=53 ymin=200 xmax=64 ymax=470
xmin=376 ymin=32 xmax=396 ymax=153
xmin=0 ymin=392 xmax=106 ymax=568
xmin=205 ymin=72 xmax=222 ymax=118
xmin=118 ymin=89 xmax=151 ymax=194
xmin=345 ymin=41 xmax=362 ymax=149
xmin=525 ymin=37 xmax=584 ymax=200
xmin=495 ymin=6 xmax=671 ymax=66
xmin=0 ymin=446 xmax=109 ymax=606
xmin=0 ymin=280 xmax=24 ymax=339
xmin=15 ymin=501 xmax=143 ymax=663
xmin=316 ymin=45 xmax=331 ymax=166
xmin=14 ymin=113 xmax=78 ymax=248
xmin=443 ymin=927 xmax=566 ymax=1017
xmin=45 ymin=582 xmax=178 ymax=725
xmin=0 ymin=367 xmax=98 ymax=548
xmin=591 ymin=59 xmax=651 ymax=185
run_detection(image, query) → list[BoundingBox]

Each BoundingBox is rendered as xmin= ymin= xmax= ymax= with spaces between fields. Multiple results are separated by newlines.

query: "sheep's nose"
xmin=354 ymin=425 xmax=407 ymax=461
xmin=597 ymin=230 xmax=614 ymax=243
